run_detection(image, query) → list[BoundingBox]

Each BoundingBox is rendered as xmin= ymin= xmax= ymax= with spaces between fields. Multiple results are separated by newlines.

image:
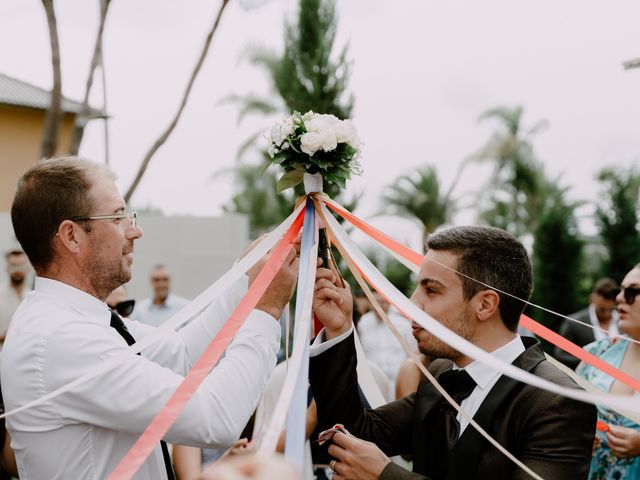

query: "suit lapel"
xmin=412 ymin=361 xmax=452 ymax=475
xmin=444 ymin=338 xmax=545 ymax=479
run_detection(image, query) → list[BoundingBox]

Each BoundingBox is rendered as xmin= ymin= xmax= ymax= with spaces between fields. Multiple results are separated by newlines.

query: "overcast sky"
xmin=2 ymin=0 xmax=640 ymax=249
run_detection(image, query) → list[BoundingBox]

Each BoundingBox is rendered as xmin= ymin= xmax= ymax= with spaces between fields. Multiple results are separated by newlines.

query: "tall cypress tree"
xmin=595 ymin=167 xmax=640 ymax=283
xmin=530 ymin=189 xmax=584 ymax=345
xmin=223 ymin=0 xmax=356 ymax=237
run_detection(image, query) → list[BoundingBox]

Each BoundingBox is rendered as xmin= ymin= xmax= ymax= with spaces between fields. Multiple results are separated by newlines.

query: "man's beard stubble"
xmin=417 ymin=307 xmax=474 ymax=361
xmin=85 ymin=250 xmax=131 ymax=299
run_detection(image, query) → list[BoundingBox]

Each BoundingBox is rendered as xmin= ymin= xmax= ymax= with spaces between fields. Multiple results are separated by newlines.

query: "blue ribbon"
xmin=284 ymin=197 xmax=317 ymax=471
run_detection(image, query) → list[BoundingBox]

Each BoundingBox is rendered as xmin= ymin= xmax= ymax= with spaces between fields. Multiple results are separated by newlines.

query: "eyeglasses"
xmin=618 ymin=285 xmax=640 ymax=305
xmin=71 ymin=211 xmax=137 ymax=229
xmin=108 ymin=299 xmax=135 ymax=317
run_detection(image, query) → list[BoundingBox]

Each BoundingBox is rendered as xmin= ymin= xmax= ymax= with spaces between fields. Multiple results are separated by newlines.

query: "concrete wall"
xmin=0 ymin=105 xmax=76 ymax=212
xmin=0 ymin=212 xmax=249 ymax=302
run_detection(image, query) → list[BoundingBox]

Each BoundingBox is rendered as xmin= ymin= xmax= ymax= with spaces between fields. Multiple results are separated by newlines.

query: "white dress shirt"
xmin=1 ymin=276 xmax=280 ymax=480
xmin=310 ymin=328 xmax=525 ymax=437
xmin=588 ymin=303 xmax=620 ymax=341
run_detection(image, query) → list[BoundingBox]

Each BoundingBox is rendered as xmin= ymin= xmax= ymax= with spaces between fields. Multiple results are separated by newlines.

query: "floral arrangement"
xmin=267 ymin=111 xmax=362 ymax=192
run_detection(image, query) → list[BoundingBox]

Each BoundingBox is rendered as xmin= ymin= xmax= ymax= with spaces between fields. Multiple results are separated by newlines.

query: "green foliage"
xmin=222 ymin=159 xmax=296 ymax=239
xmin=595 ymin=166 xmax=640 ymax=283
xmin=474 ymin=106 xmax=551 ymax=238
xmin=382 ymin=165 xmax=458 ymax=244
xmin=272 ymin=0 xmax=353 ymax=119
xmin=530 ymin=187 xmax=584 ymax=348
xmin=223 ymin=0 xmax=358 ymax=237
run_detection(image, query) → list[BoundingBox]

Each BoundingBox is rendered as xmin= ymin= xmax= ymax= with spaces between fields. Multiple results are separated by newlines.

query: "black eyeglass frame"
xmin=70 ymin=211 xmax=137 ymax=229
xmin=618 ymin=285 xmax=640 ymax=305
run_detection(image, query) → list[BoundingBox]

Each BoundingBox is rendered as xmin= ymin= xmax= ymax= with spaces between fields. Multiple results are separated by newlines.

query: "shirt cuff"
xmin=309 ymin=326 xmax=354 ymax=357
xmin=243 ymin=309 xmax=281 ymax=339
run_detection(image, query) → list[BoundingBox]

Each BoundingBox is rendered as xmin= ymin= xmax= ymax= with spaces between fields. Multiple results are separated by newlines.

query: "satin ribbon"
xmin=319 ymin=197 xmax=640 ymax=394
xmin=0 ymin=202 xmax=306 ymax=423
xmin=108 ymin=208 xmax=305 ymax=479
xmin=318 ymin=204 xmax=544 ymax=480
xmin=318 ymin=201 xmax=640 ymax=415
xmin=284 ymin=199 xmax=318 ymax=472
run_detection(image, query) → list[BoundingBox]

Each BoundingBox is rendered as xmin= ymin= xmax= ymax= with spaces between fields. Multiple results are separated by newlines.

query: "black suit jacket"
xmin=310 ymin=333 xmax=596 ymax=480
xmin=554 ymin=308 xmax=595 ymax=370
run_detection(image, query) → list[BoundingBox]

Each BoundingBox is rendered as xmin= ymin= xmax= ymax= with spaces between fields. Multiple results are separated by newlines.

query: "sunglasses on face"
xmin=618 ymin=285 xmax=640 ymax=305
xmin=108 ymin=299 xmax=135 ymax=317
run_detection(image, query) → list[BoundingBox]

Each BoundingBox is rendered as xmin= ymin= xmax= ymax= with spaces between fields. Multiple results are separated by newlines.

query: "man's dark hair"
xmin=10 ymin=157 xmax=113 ymax=272
xmin=592 ymin=277 xmax=618 ymax=300
xmin=426 ymin=226 xmax=533 ymax=332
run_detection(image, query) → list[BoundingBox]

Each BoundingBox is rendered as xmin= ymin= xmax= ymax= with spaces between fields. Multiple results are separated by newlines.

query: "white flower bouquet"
xmin=267 ymin=111 xmax=362 ymax=192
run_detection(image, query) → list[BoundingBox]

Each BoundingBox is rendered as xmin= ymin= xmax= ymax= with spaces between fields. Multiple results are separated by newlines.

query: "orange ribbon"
xmin=108 ymin=209 xmax=305 ymax=479
xmin=322 ymin=197 xmax=640 ymax=393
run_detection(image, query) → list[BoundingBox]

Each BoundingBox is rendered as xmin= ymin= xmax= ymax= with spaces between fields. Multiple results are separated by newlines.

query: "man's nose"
xmin=127 ymin=225 xmax=143 ymax=240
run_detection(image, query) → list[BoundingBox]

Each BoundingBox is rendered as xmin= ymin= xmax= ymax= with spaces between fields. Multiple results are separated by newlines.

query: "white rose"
xmin=335 ymin=119 xmax=360 ymax=147
xmin=300 ymin=132 xmax=323 ymax=156
xmin=319 ymin=129 xmax=338 ymax=152
xmin=305 ymin=114 xmax=339 ymax=134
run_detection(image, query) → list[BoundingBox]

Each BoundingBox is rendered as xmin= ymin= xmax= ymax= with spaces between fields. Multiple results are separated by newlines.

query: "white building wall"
xmin=0 ymin=212 xmax=249 ymax=302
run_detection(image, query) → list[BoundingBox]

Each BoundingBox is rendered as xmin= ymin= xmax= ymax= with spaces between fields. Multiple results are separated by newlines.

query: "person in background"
xmin=356 ymin=291 xmax=416 ymax=384
xmin=394 ymin=354 xmax=431 ymax=400
xmin=0 ymin=250 xmax=30 ymax=349
xmin=131 ymin=264 xmax=190 ymax=327
xmin=556 ymin=278 xmax=620 ymax=369
xmin=577 ymin=264 xmax=640 ymax=479
xmin=106 ymin=285 xmax=136 ymax=318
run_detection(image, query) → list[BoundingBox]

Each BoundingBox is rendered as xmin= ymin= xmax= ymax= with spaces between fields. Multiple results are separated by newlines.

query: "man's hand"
xmin=313 ymin=263 xmax=353 ymax=340
xmin=327 ymin=431 xmax=391 ymax=480
xmin=606 ymin=425 xmax=640 ymax=459
xmin=254 ymin=247 xmax=299 ymax=319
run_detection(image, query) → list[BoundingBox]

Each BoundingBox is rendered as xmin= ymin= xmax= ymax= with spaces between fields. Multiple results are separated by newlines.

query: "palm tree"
xmin=473 ymin=106 xmax=550 ymax=238
xmin=382 ymin=164 xmax=463 ymax=247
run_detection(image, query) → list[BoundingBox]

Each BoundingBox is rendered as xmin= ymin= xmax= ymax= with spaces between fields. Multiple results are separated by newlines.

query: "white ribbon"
xmin=0 ymin=203 xmax=306 ymax=421
xmin=319 ymin=202 xmax=640 ymax=415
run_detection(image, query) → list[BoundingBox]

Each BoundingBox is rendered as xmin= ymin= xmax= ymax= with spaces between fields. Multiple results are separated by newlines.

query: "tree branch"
xmin=124 ymin=0 xmax=230 ymax=203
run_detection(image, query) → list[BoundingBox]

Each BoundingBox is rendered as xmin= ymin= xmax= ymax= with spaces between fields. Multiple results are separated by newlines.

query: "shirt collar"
xmin=460 ymin=336 xmax=526 ymax=390
xmin=588 ymin=303 xmax=619 ymax=339
xmin=34 ymin=276 xmax=111 ymax=325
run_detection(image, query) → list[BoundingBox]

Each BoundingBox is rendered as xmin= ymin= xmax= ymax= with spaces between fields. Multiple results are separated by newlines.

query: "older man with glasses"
xmin=1 ymin=156 xmax=299 ymax=480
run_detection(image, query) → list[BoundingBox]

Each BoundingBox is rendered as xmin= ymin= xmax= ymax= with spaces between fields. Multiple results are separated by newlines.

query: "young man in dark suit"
xmin=309 ymin=226 xmax=596 ymax=480
xmin=554 ymin=278 xmax=619 ymax=369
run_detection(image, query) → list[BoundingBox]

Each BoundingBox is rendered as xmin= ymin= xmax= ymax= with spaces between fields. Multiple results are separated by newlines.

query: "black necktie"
xmin=426 ymin=369 xmax=477 ymax=479
xmin=109 ymin=310 xmax=175 ymax=480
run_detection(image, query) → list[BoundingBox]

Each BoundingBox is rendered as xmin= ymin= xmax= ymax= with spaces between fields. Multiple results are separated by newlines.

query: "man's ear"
xmin=56 ymin=220 xmax=84 ymax=254
xmin=475 ymin=290 xmax=500 ymax=322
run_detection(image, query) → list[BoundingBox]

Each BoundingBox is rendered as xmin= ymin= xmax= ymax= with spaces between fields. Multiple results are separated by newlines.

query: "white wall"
xmin=0 ymin=212 xmax=249 ymax=301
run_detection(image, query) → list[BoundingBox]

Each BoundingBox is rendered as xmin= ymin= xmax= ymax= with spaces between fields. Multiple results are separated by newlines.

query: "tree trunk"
xmin=40 ymin=0 xmax=63 ymax=159
xmin=124 ymin=0 xmax=230 ymax=203
xmin=68 ymin=0 xmax=112 ymax=156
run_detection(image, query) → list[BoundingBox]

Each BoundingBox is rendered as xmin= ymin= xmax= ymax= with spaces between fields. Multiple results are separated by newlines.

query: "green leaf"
xmin=277 ymin=168 xmax=304 ymax=193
